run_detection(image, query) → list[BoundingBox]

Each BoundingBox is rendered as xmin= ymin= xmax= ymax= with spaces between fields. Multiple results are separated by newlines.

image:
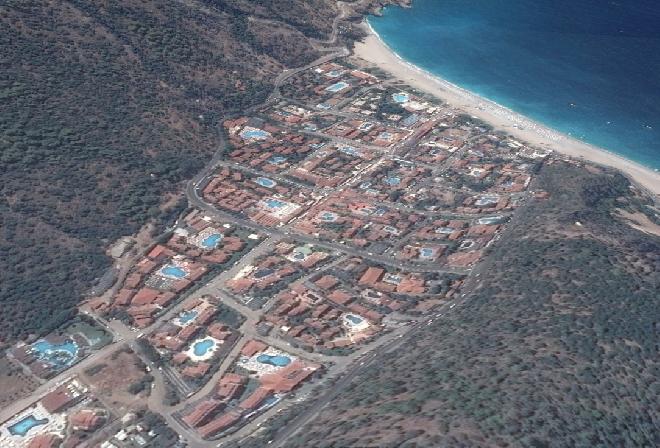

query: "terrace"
xmin=309 ymin=258 xmax=464 ymax=316
xmin=0 ymin=379 xmax=109 ymax=448
xmin=348 ymin=158 xmax=432 ymax=203
xmin=148 ymin=298 xmax=243 ymax=392
xmin=341 ymin=85 xmax=441 ymax=129
xmin=287 ymin=143 xmax=376 ymax=188
xmin=165 ymin=211 xmax=255 ymax=264
xmin=402 ymin=218 xmax=503 ymax=267
xmin=109 ymin=244 xmax=208 ymax=327
xmin=294 ymin=191 xmax=425 ymax=254
xmin=225 ymin=241 xmax=334 ymax=309
xmin=280 ymin=61 xmax=379 ymax=109
xmin=202 ymin=166 xmax=315 ymax=226
xmin=179 ymin=339 xmax=321 ymax=439
xmin=263 ymin=283 xmax=381 ymax=352
xmin=10 ymin=318 xmax=112 ymax=379
xmin=324 ymin=118 xmax=410 ymax=148
xmin=223 ymin=117 xmax=326 ymax=173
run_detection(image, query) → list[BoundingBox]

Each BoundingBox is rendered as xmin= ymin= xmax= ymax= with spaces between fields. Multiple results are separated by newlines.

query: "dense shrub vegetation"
xmin=286 ymin=163 xmax=660 ymax=448
xmin=0 ymin=0 xmax=335 ymax=342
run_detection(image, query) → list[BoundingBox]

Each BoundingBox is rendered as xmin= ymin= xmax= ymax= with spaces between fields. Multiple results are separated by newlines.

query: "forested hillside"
xmin=282 ymin=163 xmax=660 ymax=447
xmin=0 ymin=0 xmax=338 ymax=342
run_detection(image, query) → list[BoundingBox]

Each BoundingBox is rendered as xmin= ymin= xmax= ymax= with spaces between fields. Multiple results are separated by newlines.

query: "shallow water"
xmin=370 ymin=0 xmax=660 ymax=169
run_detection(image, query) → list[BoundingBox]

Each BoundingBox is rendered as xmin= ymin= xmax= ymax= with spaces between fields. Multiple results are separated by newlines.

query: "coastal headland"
xmin=354 ymin=24 xmax=660 ymax=195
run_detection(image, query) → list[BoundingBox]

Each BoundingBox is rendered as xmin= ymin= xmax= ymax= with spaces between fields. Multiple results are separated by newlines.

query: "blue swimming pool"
xmin=291 ymin=246 xmax=312 ymax=261
xmin=345 ymin=314 xmax=363 ymax=325
xmin=269 ymin=156 xmax=287 ymax=164
xmin=475 ymin=195 xmax=500 ymax=206
xmin=31 ymin=339 xmax=79 ymax=369
xmin=384 ymin=176 xmax=401 ymax=186
xmin=8 ymin=415 xmax=49 ymax=437
xmin=320 ymin=211 xmax=338 ymax=222
xmin=201 ymin=233 xmax=223 ymax=249
xmin=264 ymin=198 xmax=286 ymax=209
xmin=193 ymin=339 xmax=215 ymax=357
xmin=478 ymin=216 xmax=504 ymax=225
xmin=178 ymin=309 xmax=198 ymax=325
xmin=326 ymin=81 xmax=349 ymax=92
xmin=384 ymin=225 xmax=399 ymax=234
xmin=240 ymin=128 xmax=270 ymax=140
xmin=256 ymin=354 xmax=291 ymax=367
xmin=392 ymin=92 xmax=409 ymax=103
xmin=160 ymin=265 xmax=187 ymax=279
xmin=255 ymin=177 xmax=277 ymax=188
xmin=420 ymin=248 xmax=435 ymax=258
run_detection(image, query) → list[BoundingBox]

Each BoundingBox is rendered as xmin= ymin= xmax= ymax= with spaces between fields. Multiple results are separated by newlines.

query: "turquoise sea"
xmin=369 ymin=0 xmax=660 ymax=170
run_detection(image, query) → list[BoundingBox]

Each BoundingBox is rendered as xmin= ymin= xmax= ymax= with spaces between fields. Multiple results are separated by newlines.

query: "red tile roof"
xmin=241 ymin=339 xmax=267 ymax=357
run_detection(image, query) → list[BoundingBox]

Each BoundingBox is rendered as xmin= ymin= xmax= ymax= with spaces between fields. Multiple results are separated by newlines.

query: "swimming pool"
xmin=478 ymin=216 xmax=504 ymax=225
xmin=200 ymin=233 xmax=223 ymax=249
xmin=290 ymin=245 xmax=312 ymax=261
xmin=193 ymin=339 xmax=216 ymax=357
xmin=8 ymin=415 xmax=49 ymax=437
xmin=345 ymin=314 xmax=363 ymax=325
xmin=392 ymin=92 xmax=409 ymax=103
xmin=177 ymin=309 xmax=198 ymax=325
xmin=240 ymin=128 xmax=270 ymax=140
xmin=256 ymin=354 xmax=291 ymax=367
xmin=420 ymin=247 xmax=435 ymax=258
xmin=460 ymin=240 xmax=475 ymax=250
xmin=475 ymin=195 xmax=499 ymax=206
xmin=255 ymin=177 xmax=277 ymax=188
xmin=269 ymin=156 xmax=287 ymax=164
xmin=319 ymin=211 xmax=338 ymax=222
xmin=264 ymin=198 xmax=286 ymax=209
xmin=383 ymin=225 xmax=399 ymax=234
xmin=160 ymin=265 xmax=187 ymax=279
xmin=325 ymin=81 xmax=349 ymax=92
xmin=384 ymin=176 xmax=401 ymax=186
xmin=435 ymin=227 xmax=455 ymax=234
xmin=31 ymin=339 xmax=79 ymax=369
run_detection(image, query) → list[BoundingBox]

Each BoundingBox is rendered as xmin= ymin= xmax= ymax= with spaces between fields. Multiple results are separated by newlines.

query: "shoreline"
xmin=353 ymin=22 xmax=660 ymax=196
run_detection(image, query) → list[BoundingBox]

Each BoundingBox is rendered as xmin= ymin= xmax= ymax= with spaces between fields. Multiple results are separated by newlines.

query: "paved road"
xmin=187 ymin=183 xmax=470 ymax=275
xmin=266 ymin=278 xmax=481 ymax=447
xmin=1 ymin=2 xmax=498 ymax=447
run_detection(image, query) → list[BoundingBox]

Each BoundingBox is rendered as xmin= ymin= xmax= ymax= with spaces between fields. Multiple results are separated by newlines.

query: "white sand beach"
xmin=354 ymin=25 xmax=660 ymax=195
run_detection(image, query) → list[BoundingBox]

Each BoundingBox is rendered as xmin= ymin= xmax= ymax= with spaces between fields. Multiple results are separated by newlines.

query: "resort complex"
xmin=3 ymin=4 xmax=657 ymax=445
xmin=0 ymin=53 xmax=558 ymax=446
